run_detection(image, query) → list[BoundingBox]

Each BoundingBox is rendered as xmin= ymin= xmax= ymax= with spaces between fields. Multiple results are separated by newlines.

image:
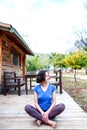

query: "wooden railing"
xmin=25 ymin=69 xmax=62 ymax=94
xmin=50 ymin=69 xmax=62 ymax=94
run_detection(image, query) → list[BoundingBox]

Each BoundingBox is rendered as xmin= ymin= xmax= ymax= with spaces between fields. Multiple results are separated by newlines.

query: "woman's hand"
xmin=42 ymin=112 xmax=49 ymax=123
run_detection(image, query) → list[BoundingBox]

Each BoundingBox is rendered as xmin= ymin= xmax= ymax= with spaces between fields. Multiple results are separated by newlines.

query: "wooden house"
xmin=0 ymin=22 xmax=34 ymax=93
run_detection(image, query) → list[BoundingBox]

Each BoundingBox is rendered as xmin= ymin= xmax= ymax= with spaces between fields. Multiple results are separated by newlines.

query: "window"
xmin=11 ymin=51 xmax=21 ymax=66
xmin=13 ymin=51 xmax=18 ymax=65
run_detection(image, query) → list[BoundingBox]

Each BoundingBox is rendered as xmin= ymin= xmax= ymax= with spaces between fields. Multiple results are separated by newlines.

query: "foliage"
xmin=26 ymin=50 xmax=87 ymax=80
xmin=26 ymin=53 xmax=66 ymax=72
xmin=54 ymin=54 xmax=66 ymax=68
xmin=49 ymin=53 xmax=66 ymax=69
xmin=65 ymin=50 xmax=87 ymax=69
xmin=26 ymin=54 xmax=49 ymax=72
xmin=49 ymin=53 xmax=58 ymax=65
xmin=64 ymin=50 xmax=87 ymax=82
xmin=26 ymin=55 xmax=41 ymax=71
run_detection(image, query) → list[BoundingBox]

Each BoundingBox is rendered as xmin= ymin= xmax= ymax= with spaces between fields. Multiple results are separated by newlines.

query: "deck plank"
xmin=0 ymin=90 xmax=87 ymax=129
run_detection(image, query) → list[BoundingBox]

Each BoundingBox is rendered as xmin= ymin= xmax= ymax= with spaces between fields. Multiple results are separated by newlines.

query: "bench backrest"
xmin=4 ymin=71 xmax=16 ymax=84
xmin=54 ymin=69 xmax=62 ymax=83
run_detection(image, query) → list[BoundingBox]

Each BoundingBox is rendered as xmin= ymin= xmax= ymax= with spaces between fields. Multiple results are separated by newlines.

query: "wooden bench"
xmin=3 ymin=71 xmax=28 ymax=96
xmin=50 ymin=69 xmax=62 ymax=94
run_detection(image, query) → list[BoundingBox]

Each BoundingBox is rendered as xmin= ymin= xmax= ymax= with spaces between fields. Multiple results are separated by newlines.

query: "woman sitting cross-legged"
xmin=25 ymin=70 xmax=65 ymax=128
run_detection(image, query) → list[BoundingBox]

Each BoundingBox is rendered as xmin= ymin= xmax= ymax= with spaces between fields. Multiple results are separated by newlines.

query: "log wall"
xmin=0 ymin=34 xmax=26 ymax=93
xmin=0 ymin=39 xmax=2 ymax=93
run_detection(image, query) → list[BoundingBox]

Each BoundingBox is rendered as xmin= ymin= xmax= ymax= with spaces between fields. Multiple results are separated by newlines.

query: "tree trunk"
xmin=74 ymin=69 xmax=77 ymax=82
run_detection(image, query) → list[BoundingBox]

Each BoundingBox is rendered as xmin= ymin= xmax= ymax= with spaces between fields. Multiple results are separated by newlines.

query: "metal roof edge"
xmin=10 ymin=27 xmax=34 ymax=56
xmin=0 ymin=22 xmax=34 ymax=56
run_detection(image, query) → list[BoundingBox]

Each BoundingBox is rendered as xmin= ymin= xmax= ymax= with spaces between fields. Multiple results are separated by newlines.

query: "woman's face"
xmin=44 ymin=71 xmax=50 ymax=83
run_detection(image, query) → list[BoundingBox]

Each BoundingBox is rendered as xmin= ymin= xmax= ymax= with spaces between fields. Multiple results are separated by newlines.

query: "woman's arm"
xmin=34 ymin=91 xmax=48 ymax=123
xmin=41 ymin=90 xmax=56 ymax=123
xmin=34 ymin=92 xmax=44 ymax=115
xmin=46 ymin=90 xmax=56 ymax=114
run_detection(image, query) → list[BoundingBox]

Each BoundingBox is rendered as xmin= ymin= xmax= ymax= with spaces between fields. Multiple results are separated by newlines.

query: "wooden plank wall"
xmin=0 ymin=34 xmax=26 ymax=92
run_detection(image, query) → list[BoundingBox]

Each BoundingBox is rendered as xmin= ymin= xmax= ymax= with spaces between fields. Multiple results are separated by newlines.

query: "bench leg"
xmin=60 ymin=85 xmax=62 ymax=94
xmin=4 ymin=85 xmax=6 ymax=96
xmin=18 ymin=86 xmax=20 ymax=96
xmin=25 ymin=77 xmax=28 ymax=95
xmin=18 ymin=79 xmax=21 ymax=96
xmin=25 ymin=85 xmax=28 ymax=95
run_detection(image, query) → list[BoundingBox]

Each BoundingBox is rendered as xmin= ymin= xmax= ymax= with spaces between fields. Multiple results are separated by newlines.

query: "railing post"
xmin=59 ymin=69 xmax=62 ymax=94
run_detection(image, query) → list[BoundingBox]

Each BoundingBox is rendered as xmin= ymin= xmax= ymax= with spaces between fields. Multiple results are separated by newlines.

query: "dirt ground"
xmin=62 ymin=73 xmax=87 ymax=113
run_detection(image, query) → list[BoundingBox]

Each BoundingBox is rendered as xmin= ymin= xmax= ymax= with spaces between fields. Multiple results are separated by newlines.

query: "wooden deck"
xmin=0 ymin=89 xmax=87 ymax=129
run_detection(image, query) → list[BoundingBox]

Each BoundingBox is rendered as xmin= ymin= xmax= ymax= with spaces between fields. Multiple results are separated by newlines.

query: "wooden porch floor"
xmin=0 ymin=89 xmax=87 ymax=130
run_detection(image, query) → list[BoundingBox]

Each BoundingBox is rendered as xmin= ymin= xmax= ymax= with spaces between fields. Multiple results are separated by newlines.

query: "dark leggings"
xmin=25 ymin=103 xmax=65 ymax=121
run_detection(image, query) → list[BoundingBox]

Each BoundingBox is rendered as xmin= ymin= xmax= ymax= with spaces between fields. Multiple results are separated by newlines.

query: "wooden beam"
xmin=0 ymin=39 xmax=2 ymax=84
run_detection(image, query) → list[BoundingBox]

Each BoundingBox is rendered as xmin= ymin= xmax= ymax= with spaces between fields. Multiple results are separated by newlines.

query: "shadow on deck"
xmin=0 ymin=88 xmax=87 ymax=129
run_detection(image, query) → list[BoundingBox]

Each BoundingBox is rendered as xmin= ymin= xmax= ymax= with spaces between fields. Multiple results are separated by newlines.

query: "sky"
xmin=0 ymin=0 xmax=86 ymax=54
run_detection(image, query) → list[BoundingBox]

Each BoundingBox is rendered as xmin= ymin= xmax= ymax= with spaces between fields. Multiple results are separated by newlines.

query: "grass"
xmin=62 ymin=74 xmax=87 ymax=112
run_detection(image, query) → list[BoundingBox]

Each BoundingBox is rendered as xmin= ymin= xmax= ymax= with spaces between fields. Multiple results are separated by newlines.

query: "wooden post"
xmin=59 ymin=69 xmax=62 ymax=94
xmin=22 ymin=55 xmax=25 ymax=79
xmin=0 ymin=39 xmax=2 ymax=85
xmin=54 ymin=69 xmax=62 ymax=94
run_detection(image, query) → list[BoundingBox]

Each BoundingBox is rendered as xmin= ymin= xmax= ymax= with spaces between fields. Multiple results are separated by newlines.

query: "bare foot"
xmin=36 ymin=120 xmax=42 ymax=126
xmin=47 ymin=120 xmax=56 ymax=128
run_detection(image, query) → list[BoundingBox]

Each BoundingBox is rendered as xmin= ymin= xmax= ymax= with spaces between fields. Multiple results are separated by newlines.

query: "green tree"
xmin=26 ymin=55 xmax=43 ymax=72
xmin=26 ymin=54 xmax=49 ymax=72
xmin=49 ymin=53 xmax=66 ymax=70
xmin=54 ymin=54 xmax=66 ymax=69
xmin=49 ymin=53 xmax=58 ymax=70
xmin=64 ymin=50 xmax=87 ymax=82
